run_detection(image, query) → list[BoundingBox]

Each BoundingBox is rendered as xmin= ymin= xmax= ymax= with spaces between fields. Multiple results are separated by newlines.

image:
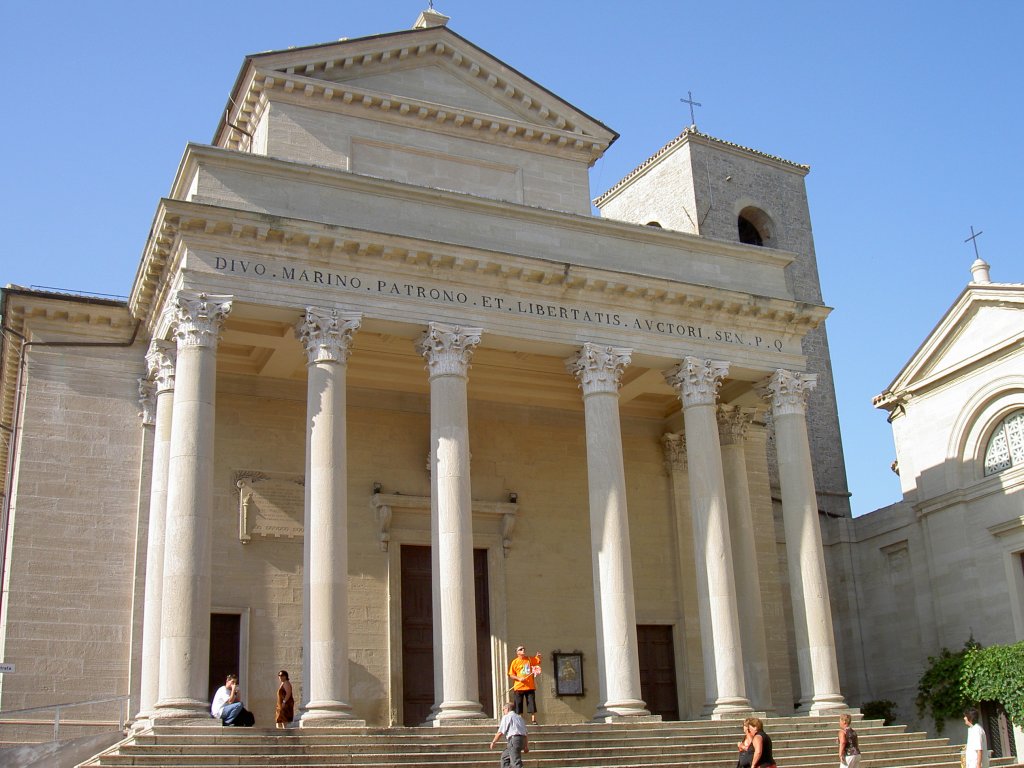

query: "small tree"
xmin=916 ymin=638 xmax=980 ymax=733
xmin=962 ymin=640 xmax=1024 ymax=728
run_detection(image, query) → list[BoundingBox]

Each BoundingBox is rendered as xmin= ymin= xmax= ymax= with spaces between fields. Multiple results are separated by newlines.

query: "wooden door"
xmin=637 ymin=624 xmax=679 ymax=721
xmin=401 ymin=545 xmax=493 ymax=724
xmin=401 ymin=546 xmax=435 ymax=725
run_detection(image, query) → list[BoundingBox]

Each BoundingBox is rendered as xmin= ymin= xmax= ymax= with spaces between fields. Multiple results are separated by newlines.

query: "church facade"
xmin=832 ymin=257 xmax=1024 ymax=756
xmin=0 ymin=10 xmax=856 ymax=730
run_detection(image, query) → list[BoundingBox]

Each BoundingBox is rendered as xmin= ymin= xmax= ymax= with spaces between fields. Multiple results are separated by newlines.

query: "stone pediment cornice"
xmin=130 ymin=196 xmax=829 ymax=339
xmin=217 ymin=26 xmax=616 ymax=165
xmin=874 ymin=283 xmax=1024 ymax=410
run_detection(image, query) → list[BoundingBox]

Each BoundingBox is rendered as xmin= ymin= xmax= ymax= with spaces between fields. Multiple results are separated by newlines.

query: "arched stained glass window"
xmin=984 ymin=410 xmax=1024 ymax=476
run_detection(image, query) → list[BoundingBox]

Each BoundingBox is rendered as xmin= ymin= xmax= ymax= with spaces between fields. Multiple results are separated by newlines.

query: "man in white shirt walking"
xmin=963 ymin=707 xmax=990 ymax=768
xmin=490 ymin=701 xmax=529 ymax=768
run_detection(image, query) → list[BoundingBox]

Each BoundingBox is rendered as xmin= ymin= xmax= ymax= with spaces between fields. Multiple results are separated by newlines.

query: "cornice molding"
xmin=218 ymin=27 xmax=616 ymax=164
xmin=130 ymin=197 xmax=828 ymax=341
xmin=225 ymin=68 xmax=607 ymax=164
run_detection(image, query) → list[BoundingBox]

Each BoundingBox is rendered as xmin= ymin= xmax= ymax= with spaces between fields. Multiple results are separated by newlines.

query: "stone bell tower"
xmin=594 ymin=126 xmax=852 ymax=519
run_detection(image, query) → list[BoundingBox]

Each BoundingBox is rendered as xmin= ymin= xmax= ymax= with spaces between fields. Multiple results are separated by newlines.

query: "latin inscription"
xmin=212 ymin=256 xmax=787 ymax=352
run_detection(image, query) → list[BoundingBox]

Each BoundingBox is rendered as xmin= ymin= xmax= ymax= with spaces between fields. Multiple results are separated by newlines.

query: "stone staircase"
xmin=77 ymin=715 xmax=1019 ymax=768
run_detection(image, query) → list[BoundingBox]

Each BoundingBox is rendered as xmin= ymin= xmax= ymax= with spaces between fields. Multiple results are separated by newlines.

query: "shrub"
xmin=962 ymin=640 xmax=1024 ymax=728
xmin=861 ymin=699 xmax=898 ymax=726
xmin=916 ymin=638 xmax=980 ymax=733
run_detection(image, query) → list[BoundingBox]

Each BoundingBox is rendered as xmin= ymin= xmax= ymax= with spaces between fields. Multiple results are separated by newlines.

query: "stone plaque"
xmin=236 ymin=471 xmax=304 ymax=543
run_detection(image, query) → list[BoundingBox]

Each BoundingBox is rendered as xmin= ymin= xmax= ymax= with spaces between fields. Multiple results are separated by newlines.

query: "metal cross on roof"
xmin=680 ymin=91 xmax=702 ymax=127
xmin=964 ymin=225 xmax=984 ymax=259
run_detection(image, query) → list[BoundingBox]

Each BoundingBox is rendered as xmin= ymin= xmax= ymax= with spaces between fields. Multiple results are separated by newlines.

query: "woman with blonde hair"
xmin=737 ymin=716 xmax=775 ymax=768
xmin=838 ymin=713 xmax=862 ymax=767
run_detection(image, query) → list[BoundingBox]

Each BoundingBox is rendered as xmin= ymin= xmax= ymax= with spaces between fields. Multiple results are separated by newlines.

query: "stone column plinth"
xmin=154 ymin=292 xmax=231 ymax=721
xmin=297 ymin=307 xmax=362 ymax=726
xmin=665 ymin=357 xmax=750 ymax=718
xmin=416 ymin=323 xmax=485 ymax=723
xmin=136 ymin=341 xmax=175 ymax=723
xmin=759 ymin=369 xmax=845 ymax=714
xmin=567 ymin=343 xmax=649 ymax=721
xmin=718 ymin=405 xmax=773 ymax=713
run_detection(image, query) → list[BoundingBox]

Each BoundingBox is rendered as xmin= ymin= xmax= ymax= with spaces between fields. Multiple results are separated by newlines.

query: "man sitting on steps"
xmin=211 ymin=674 xmax=255 ymax=726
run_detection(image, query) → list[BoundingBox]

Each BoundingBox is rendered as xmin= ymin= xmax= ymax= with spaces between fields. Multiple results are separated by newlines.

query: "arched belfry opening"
xmin=737 ymin=206 xmax=775 ymax=248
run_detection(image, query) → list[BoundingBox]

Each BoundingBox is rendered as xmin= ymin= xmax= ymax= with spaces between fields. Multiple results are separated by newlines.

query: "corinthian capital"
xmin=145 ymin=339 xmax=176 ymax=394
xmin=565 ymin=343 xmax=632 ymax=395
xmin=661 ymin=432 xmax=687 ymax=473
xmin=415 ymin=323 xmax=482 ymax=379
xmin=172 ymin=292 xmax=232 ymax=350
xmin=758 ymin=369 xmax=817 ymax=417
xmin=296 ymin=307 xmax=362 ymax=365
xmin=663 ymin=356 xmax=729 ymax=408
xmin=717 ymin=405 xmax=758 ymax=446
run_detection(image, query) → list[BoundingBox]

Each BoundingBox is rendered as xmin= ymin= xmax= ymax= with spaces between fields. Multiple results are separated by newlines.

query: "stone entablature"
xmin=130 ymin=204 xmax=826 ymax=373
xmin=131 ymin=157 xmax=825 ymax=348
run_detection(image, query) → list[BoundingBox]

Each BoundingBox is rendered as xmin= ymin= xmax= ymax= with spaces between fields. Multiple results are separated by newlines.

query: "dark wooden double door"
xmin=400 ymin=545 xmax=494 ymax=725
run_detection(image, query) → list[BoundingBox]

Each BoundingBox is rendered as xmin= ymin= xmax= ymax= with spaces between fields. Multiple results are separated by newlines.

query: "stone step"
xmin=78 ymin=717 xmax=969 ymax=768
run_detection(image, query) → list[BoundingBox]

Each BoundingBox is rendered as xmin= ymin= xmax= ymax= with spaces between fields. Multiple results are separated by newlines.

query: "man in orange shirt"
xmin=507 ymin=645 xmax=542 ymax=724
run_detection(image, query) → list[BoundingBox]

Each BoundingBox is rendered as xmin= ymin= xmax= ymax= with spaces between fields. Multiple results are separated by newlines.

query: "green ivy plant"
xmin=916 ymin=638 xmax=980 ymax=733
xmin=962 ymin=639 xmax=1024 ymax=727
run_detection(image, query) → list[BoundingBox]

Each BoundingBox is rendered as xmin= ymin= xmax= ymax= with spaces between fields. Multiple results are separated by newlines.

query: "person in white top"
xmin=211 ymin=673 xmax=250 ymax=725
xmin=490 ymin=701 xmax=529 ymax=768
xmin=963 ymin=707 xmax=990 ymax=768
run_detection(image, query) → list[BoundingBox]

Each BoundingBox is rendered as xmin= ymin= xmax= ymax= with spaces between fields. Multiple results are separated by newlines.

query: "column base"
xmin=130 ymin=714 xmax=155 ymax=733
xmin=710 ymin=697 xmax=753 ymax=720
xmin=592 ymin=699 xmax=651 ymax=721
xmin=151 ymin=698 xmax=211 ymax=722
xmin=795 ymin=693 xmax=848 ymax=715
xmin=428 ymin=700 xmax=487 ymax=723
xmin=301 ymin=699 xmax=359 ymax=726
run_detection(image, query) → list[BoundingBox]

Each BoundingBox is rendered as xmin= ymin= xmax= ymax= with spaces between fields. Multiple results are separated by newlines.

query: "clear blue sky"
xmin=2 ymin=1 xmax=1019 ymax=516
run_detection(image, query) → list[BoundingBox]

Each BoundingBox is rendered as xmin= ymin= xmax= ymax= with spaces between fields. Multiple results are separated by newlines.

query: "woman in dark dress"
xmin=275 ymin=670 xmax=294 ymax=728
xmin=738 ymin=716 xmax=776 ymax=768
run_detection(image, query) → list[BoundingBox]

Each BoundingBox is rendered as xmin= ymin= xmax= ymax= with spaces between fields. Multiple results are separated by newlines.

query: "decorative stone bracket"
xmin=370 ymin=492 xmax=519 ymax=556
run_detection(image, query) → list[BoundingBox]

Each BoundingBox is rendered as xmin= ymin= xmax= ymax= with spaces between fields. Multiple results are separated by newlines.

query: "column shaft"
xmin=298 ymin=307 xmax=361 ymax=726
xmin=137 ymin=342 xmax=175 ymax=720
xmin=666 ymin=358 xmax=750 ymax=718
xmin=568 ymin=344 xmax=648 ymax=721
xmin=719 ymin=406 xmax=773 ymax=712
xmin=417 ymin=324 xmax=485 ymax=723
xmin=155 ymin=292 xmax=231 ymax=720
xmin=761 ymin=369 xmax=845 ymax=713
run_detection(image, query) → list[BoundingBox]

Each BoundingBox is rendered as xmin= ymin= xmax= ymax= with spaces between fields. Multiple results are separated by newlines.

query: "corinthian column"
xmin=566 ymin=343 xmax=648 ymax=721
xmin=297 ymin=307 xmax=362 ymax=726
xmin=759 ymin=370 xmax=845 ymax=713
xmin=664 ymin=357 xmax=750 ymax=718
xmin=718 ymin=405 xmax=773 ymax=713
xmin=415 ymin=323 xmax=485 ymax=722
xmin=154 ymin=292 xmax=231 ymax=721
xmin=136 ymin=340 xmax=175 ymax=722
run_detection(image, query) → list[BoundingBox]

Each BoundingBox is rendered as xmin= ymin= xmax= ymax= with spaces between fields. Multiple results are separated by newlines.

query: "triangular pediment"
xmin=218 ymin=25 xmax=616 ymax=161
xmin=876 ymin=283 xmax=1024 ymax=405
xmin=323 ymin=63 xmax=525 ymax=122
